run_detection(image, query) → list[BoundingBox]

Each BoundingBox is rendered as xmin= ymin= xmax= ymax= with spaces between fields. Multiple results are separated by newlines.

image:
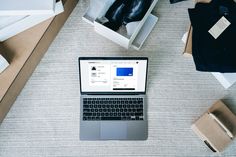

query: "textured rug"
xmin=1 ymin=0 xmax=236 ymax=156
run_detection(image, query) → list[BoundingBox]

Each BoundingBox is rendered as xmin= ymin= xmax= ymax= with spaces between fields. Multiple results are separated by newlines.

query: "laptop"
xmin=79 ymin=57 xmax=148 ymax=140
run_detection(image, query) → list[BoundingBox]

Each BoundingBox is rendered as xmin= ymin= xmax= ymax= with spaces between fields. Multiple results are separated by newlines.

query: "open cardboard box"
xmin=0 ymin=0 xmax=78 ymax=123
xmin=183 ymin=0 xmax=236 ymax=89
xmin=191 ymin=100 xmax=236 ymax=152
xmin=83 ymin=0 xmax=158 ymax=50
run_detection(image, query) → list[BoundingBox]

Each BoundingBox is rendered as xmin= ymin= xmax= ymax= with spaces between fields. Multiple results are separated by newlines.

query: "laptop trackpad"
xmin=100 ymin=122 xmax=127 ymax=140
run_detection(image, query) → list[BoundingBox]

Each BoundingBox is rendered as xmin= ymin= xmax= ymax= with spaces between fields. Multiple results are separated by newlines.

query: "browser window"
xmin=80 ymin=59 xmax=147 ymax=93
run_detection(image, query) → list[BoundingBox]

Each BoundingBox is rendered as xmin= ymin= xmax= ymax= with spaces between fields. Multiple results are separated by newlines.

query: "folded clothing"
xmin=188 ymin=0 xmax=236 ymax=72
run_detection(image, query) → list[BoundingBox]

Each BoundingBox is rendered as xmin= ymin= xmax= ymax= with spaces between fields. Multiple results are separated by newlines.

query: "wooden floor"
xmin=1 ymin=0 xmax=236 ymax=156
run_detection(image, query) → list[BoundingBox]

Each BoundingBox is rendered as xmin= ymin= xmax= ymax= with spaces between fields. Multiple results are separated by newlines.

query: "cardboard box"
xmin=83 ymin=0 xmax=158 ymax=50
xmin=191 ymin=100 xmax=236 ymax=152
xmin=0 ymin=0 xmax=78 ymax=123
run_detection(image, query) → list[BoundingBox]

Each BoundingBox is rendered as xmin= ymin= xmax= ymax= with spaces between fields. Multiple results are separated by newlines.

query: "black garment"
xmin=188 ymin=0 xmax=236 ymax=72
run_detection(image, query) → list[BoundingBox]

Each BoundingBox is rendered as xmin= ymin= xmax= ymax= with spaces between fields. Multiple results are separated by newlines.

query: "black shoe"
xmin=104 ymin=0 xmax=129 ymax=31
xmin=123 ymin=0 xmax=152 ymax=25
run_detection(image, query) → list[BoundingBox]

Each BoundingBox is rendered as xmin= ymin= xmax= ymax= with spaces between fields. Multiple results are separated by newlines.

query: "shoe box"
xmin=182 ymin=0 xmax=236 ymax=89
xmin=82 ymin=0 xmax=159 ymax=50
xmin=0 ymin=0 xmax=78 ymax=123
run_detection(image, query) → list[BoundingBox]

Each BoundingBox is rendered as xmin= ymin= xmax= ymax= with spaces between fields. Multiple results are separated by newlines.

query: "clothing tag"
xmin=208 ymin=16 xmax=231 ymax=39
xmin=0 ymin=54 xmax=9 ymax=73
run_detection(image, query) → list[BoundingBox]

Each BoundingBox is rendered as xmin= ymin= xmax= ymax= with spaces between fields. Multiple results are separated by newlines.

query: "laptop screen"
xmin=79 ymin=57 xmax=148 ymax=94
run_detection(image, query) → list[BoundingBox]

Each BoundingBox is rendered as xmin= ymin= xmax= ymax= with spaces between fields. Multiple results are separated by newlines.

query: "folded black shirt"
xmin=188 ymin=0 xmax=236 ymax=72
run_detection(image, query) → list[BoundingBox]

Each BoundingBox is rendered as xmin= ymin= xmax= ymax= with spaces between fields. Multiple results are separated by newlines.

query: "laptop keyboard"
xmin=82 ymin=97 xmax=144 ymax=121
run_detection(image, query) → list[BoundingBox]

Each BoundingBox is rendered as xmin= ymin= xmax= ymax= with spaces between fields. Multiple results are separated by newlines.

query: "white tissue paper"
xmin=0 ymin=54 xmax=9 ymax=74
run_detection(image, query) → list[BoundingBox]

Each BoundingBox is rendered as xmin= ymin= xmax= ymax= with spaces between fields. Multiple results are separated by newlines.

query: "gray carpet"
xmin=1 ymin=0 xmax=236 ymax=156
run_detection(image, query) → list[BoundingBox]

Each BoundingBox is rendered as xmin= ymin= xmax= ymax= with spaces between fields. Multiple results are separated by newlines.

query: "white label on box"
xmin=208 ymin=16 xmax=231 ymax=39
xmin=0 ymin=54 xmax=9 ymax=74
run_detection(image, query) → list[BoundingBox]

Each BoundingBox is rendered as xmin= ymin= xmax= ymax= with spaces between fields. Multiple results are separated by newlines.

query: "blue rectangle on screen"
xmin=116 ymin=68 xmax=133 ymax=76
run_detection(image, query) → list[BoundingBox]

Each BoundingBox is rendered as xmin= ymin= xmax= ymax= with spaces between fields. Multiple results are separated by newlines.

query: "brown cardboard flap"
xmin=208 ymin=100 xmax=236 ymax=136
xmin=183 ymin=26 xmax=192 ymax=56
xmin=192 ymin=100 xmax=236 ymax=152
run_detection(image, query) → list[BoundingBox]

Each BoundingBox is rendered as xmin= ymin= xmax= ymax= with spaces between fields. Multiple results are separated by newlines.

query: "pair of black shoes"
xmin=104 ymin=0 xmax=153 ymax=31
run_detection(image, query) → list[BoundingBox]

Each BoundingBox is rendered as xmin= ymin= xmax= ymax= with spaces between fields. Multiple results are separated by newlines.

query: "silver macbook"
xmin=79 ymin=57 xmax=148 ymax=140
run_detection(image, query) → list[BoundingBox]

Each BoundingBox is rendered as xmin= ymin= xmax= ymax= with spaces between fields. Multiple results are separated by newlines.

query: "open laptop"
xmin=79 ymin=57 xmax=148 ymax=140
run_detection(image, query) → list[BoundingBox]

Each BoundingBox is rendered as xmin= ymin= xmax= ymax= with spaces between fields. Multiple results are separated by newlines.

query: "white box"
xmin=0 ymin=16 xmax=26 ymax=29
xmin=212 ymin=73 xmax=236 ymax=89
xmin=0 ymin=0 xmax=56 ymax=15
xmin=83 ymin=0 xmax=158 ymax=50
xmin=0 ymin=1 xmax=64 ymax=42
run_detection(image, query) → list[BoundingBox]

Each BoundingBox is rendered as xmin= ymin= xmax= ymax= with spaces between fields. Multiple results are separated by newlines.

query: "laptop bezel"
xmin=78 ymin=57 xmax=148 ymax=95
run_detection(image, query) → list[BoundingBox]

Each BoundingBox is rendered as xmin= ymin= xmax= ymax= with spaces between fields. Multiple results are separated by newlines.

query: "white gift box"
xmin=0 ymin=0 xmax=56 ymax=15
xmin=0 ymin=1 xmax=64 ymax=42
